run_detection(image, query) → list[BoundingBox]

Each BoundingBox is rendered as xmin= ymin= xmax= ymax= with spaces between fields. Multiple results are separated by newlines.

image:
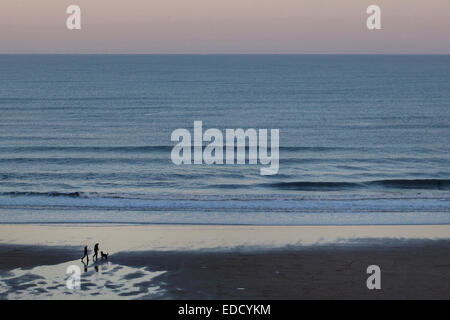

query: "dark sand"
xmin=0 ymin=245 xmax=79 ymax=272
xmin=1 ymin=240 xmax=449 ymax=299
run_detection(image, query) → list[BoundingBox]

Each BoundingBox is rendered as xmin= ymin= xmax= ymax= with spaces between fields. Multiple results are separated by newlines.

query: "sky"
xmin=0 ymin=0 xmax=449 ymax=54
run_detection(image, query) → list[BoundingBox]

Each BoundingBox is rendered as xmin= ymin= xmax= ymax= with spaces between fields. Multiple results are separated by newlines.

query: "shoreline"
xmin=1 ymin=224 xmax=449 ymax=252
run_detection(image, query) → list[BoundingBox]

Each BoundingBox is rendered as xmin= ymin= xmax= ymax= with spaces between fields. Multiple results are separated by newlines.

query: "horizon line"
xmin=1 ymin=53 xmax=450 ymax=55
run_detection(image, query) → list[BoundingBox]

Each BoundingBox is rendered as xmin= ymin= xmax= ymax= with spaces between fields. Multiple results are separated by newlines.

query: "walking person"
xmin=81 ymin=245 xmax=89 ymax=263
xmin=93 ymin=243 xmax=99 ymax=261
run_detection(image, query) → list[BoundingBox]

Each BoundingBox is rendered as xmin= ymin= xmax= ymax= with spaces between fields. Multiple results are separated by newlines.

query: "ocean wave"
xmin=1 ymin=190 xmax=450 ymax=201
xmin=0 ymin=196 xmax=448 ymax=213
xmin=270 ymin=181 xmax=360 ymax=191
xmin=269 ymin=179 xmax=450 ymax=191
xmin=368 ymin=179 xmax=450 ymax=189
xmin=0 ymin=157 xmax=166 ymax=165
xmin=0 ymin=191 xmax=90 ymax=198
xmin=1 ymin=179 xmax=450 ymax=199
xmin=0 ymin=189 xmax=449 ymax=212
xmin=0 ymin=146 xmax=173 ymax=153
xmin=0 ymin=145 xmax=356 ymax=153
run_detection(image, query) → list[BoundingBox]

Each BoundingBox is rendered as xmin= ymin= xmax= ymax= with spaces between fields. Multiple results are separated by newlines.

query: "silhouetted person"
xmin=93 ymin=243 xmax=99 ymax=261
xmin=81 ymin=245 xmax=89 ymax=263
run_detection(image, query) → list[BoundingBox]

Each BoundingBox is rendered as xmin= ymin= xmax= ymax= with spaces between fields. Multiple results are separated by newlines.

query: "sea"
xmin=0 ymin=54 xmax=449 ymax=225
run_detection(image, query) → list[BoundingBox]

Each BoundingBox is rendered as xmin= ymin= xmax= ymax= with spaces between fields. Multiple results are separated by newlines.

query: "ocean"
xmin=0 ymin=54 xmax=449 ymax=225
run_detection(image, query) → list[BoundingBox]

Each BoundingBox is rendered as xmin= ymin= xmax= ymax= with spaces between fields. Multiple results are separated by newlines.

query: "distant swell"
xmin=0 ymin=191 xmax=159 ymax=200
xmin=1 ymin=191 xmax=86 ymax=198
xmin=0 ymin=146 xmax=359 ymax=153
xmin=270 ymin=179 xmax=450 ymax=191
xmin=369 ymin=179 xmax=450 ymax=190
xmin=270 ymin=181 xmax=360 ymax=191
xmin=0 ymin=146 xmax=173 ymax=153
xmin=2 ymin=179 xmax=450 ymax=198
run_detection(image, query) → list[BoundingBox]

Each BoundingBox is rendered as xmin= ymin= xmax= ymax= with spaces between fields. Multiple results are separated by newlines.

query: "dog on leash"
xmin=100 ymin=251 xmax=108 ymax=260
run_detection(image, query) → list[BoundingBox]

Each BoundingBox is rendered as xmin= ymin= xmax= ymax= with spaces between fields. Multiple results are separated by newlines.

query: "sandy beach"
xmin=0 ymin=224 xmax=449 ymax=299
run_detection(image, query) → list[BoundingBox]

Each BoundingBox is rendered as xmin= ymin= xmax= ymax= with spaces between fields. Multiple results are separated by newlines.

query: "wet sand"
xmin=1 ymin=239 xmax=450 ymax=299
xmin=112 ymin=241 xmax=450 ymax=299
xmin=0 ymin=245 xmax=79 ymax=272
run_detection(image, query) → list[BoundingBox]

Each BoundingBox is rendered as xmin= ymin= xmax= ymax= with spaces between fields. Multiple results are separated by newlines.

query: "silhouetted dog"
xmin=100 ymin=251 xmax=108 ymax=260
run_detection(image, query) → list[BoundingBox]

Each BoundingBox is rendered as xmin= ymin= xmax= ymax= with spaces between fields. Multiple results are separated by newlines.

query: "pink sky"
xmin=1 ymin=0 xmax=449 ymax=53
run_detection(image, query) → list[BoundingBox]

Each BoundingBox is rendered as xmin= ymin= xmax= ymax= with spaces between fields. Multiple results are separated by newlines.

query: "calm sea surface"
xmin=0 ymin=55 xmax=449 ymax=224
